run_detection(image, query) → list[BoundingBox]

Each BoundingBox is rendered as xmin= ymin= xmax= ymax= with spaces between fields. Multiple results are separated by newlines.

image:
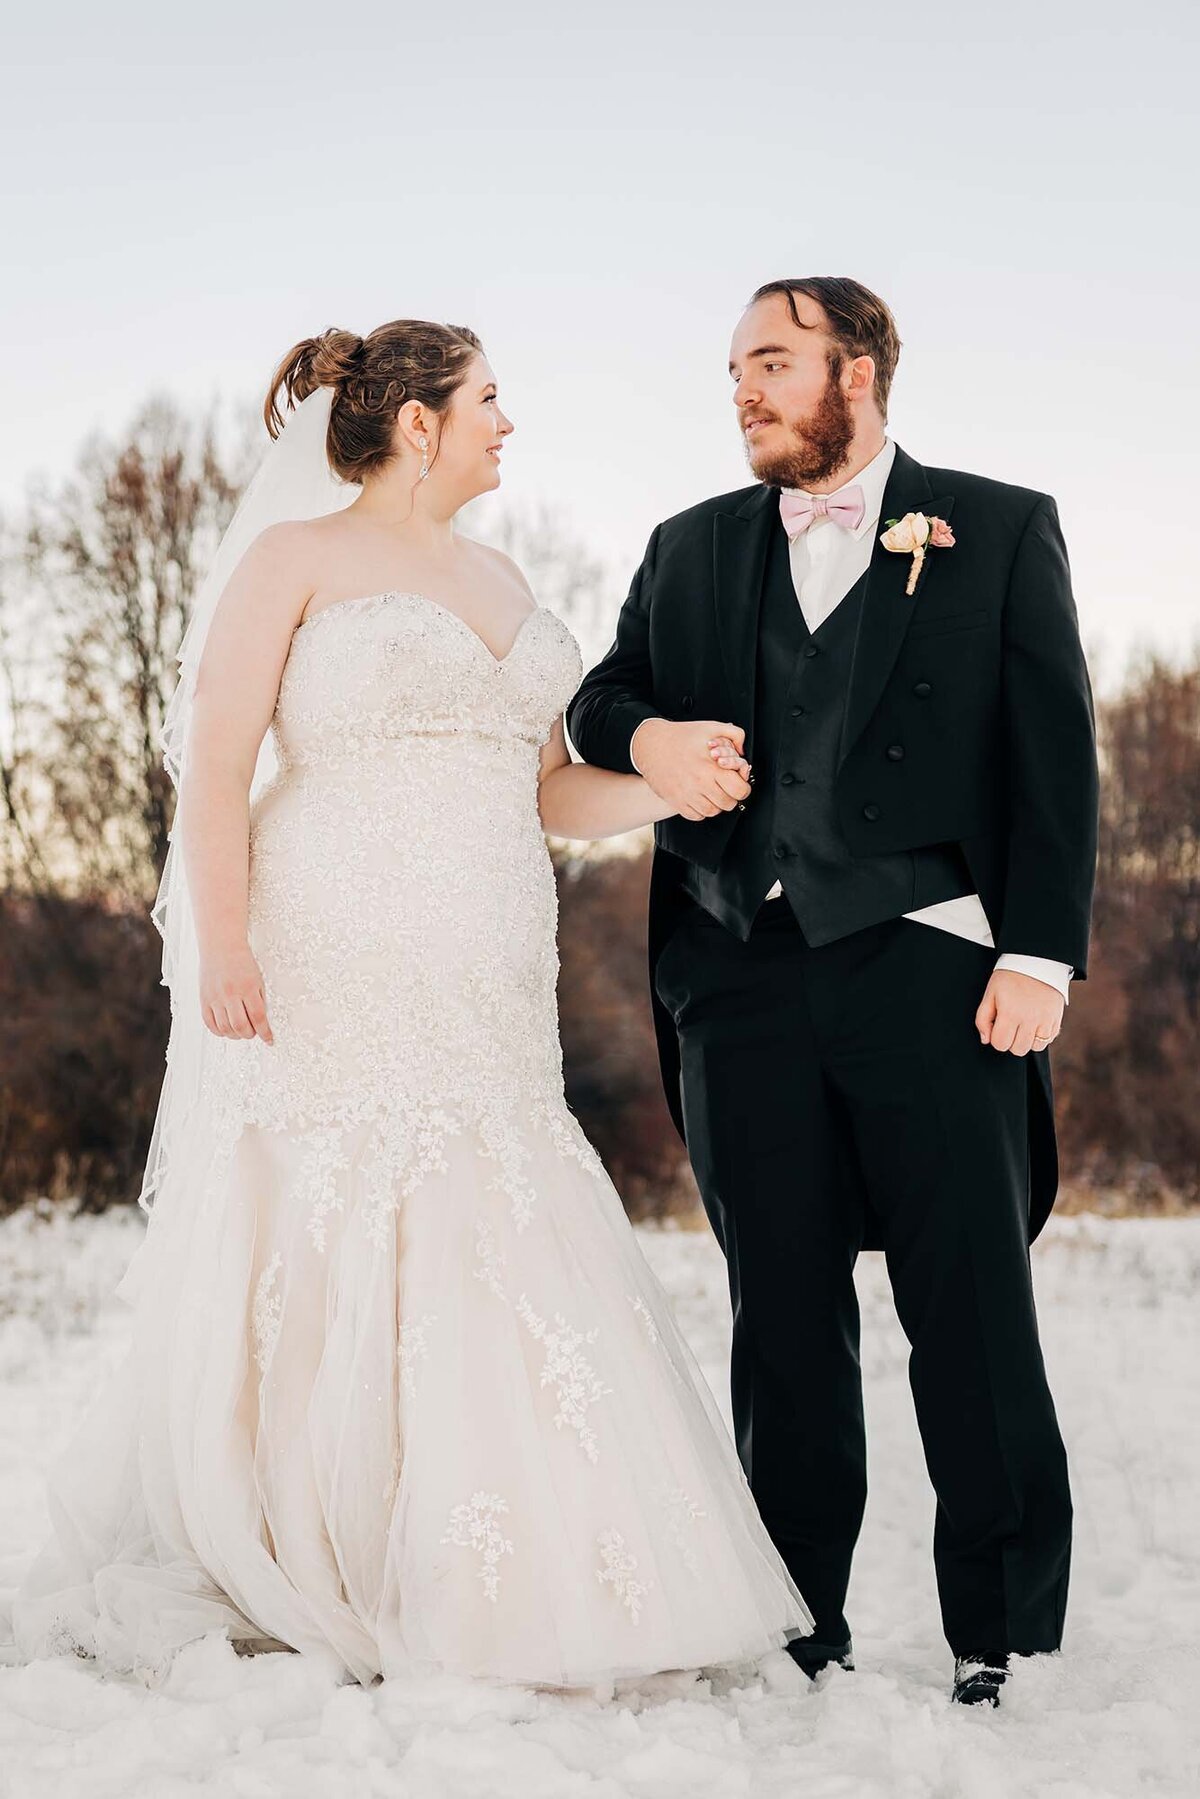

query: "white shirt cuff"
xmin=630 ymin=721 xmax=648 ymax=776
xmin=994 ymin=953 xmax=1073 ymax=1006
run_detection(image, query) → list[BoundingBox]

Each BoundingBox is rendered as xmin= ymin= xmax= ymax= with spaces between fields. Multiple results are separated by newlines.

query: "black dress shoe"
xmin=785 ymin=1634 xmax=855 ymax=1679
xmin=952 ymin=1652 xmax=1010 ymax=1706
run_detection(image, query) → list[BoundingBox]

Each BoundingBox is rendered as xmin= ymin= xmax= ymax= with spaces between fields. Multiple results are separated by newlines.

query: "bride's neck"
xmin=352 ymin=477 xmax=459 ymax=546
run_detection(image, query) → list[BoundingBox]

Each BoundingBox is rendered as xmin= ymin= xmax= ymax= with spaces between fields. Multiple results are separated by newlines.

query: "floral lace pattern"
xmin=655 ymin=1485 xmax=708 ymax=1575
xmin=628 ymin=1293 xmax=659 ymax=1345
xmin=596 ymin=1528 xmax=652 ymax=1624
xmin=515 ymin=1295 xmax=613 ymax=1464
xmin=441 ymin=1491 xmax=515 ymax=1604
xmin=628 ymin=1293 xmax=687 ymax=1383
xmin=251 ymin=1252 xmax=284 ymax=1374
xmin=397 ymin=1311 xmax=438 ymax=1400
xmin=474 ymin=1219 xmax=509 ymax=1301
xmin=196 ymin=593 xmax=602 ymax=1255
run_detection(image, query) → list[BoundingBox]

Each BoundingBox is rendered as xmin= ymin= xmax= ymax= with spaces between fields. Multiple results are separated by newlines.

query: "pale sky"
xmin=4 ymin=0 xmax=1197 ymax=688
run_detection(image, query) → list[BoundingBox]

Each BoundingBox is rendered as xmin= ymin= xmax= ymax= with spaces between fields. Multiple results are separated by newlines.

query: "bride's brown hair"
xmin=264 ymin=320 xmax=485 ymax=483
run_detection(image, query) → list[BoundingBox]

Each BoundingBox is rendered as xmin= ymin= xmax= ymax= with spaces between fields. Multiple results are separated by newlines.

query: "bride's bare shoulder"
xmin=255 ymin=509 xmax=372 ymax=579
xmin=248 ymin=516 xmax=336 ymax=562
xmin=214 ymin=520 xmax=326 ymax=640
xmin=238 ymin=516 xmax=342 ymax=599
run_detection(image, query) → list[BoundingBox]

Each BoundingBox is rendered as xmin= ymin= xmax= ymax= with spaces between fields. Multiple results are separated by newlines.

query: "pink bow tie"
xmin=779 ymin=486 xmax=866 ymax=537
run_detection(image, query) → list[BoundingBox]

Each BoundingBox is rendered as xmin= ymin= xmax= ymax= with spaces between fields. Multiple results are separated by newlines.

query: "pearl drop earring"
xmin=418 ymin=436 xmax=429 ymax=481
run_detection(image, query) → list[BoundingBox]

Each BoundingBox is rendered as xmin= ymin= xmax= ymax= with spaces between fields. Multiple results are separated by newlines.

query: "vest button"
xmin=913 ymin=681 xmax=932 ymax=698
xmin=781 ymin=772 xmax=795 ymax=785
xmin=862 ymin=803 xmax=882 ymax=821
xmin=886 ymin=743 xmax=905 ymax=760
xmin=803 ymin=645 xmax=819 ymax=659
xmin=790 ymin=705 xmax=806 ymax=718
xmin=773 ymin=843 xmax=789 ymax=859
xmin=681 ymin=694 xmax=694 ymax=712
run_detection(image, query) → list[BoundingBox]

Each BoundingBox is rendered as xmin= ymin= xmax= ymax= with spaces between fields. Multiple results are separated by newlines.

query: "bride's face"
xmin=430 ymin=356 xmax=514 ymax=499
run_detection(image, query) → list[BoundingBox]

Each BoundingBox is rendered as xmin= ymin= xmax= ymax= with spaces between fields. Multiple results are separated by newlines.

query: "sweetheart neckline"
xmin=293 ymin=589 xmax=544 ymax=667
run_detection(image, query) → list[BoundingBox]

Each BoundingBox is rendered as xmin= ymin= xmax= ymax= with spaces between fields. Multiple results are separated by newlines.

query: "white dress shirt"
xmin=630 ymin=437 xmax=1072 ymax=1004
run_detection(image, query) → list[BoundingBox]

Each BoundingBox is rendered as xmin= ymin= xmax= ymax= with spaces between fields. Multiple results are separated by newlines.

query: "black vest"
xmin=680 ymin=518 xmax=973 ymax=943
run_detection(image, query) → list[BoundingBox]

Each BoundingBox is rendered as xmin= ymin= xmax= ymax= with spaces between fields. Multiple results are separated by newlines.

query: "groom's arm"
xmin=995 ymin=494 xmax=1100 ymax=977
xmin=565 ymin=526 xmax=665 ymax=774
xmin=567 ymin=525 xmax=753 ymax=820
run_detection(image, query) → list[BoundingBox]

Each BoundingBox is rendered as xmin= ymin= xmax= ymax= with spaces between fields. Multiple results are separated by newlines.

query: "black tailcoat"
xmin=566 ymin=444 xmax=1099 ymax=1245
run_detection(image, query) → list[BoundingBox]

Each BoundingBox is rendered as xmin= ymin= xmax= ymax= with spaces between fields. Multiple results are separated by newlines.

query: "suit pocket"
xmin=906 ymin=606 xmax=990 ymax=640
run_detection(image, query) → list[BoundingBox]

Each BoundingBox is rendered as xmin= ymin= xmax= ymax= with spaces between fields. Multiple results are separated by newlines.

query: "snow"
xmin=1 ymin=1203 xmax=1197 ymax=1798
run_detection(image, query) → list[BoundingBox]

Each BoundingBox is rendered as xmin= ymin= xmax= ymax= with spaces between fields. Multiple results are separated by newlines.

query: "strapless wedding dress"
xmin=9 ymin=589 xmax=813 ymax=1688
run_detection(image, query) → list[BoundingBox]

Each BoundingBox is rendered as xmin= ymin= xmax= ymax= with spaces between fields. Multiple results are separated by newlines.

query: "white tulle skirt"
xmin=9 ymin=1101 xmax=814 ymax=1690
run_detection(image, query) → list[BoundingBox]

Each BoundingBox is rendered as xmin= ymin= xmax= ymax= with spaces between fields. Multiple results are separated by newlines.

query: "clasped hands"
xmin=630 ymin=716 xmax=753 ymax=822
xmin=632 ymin=715 xmax=1064 ymax=1059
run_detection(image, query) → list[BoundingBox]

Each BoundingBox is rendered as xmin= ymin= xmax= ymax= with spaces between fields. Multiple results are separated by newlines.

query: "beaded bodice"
xmin=199 ymin=589 xmax=603 ymax=1248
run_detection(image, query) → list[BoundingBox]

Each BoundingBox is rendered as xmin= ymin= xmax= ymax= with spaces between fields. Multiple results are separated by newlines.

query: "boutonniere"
xmin=880 ymin=512 xmax=956 ymax=595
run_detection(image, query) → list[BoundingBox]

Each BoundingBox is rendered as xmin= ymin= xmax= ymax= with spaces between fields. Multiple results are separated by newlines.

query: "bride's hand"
xmin=707 ymin=735 xmax=753 ymax=781
xmin=200 ymin=945 xmax=275 ymax=1043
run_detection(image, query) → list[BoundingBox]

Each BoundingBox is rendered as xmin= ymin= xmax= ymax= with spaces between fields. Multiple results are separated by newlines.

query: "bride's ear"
xmin=395 ymin=399 xmax=431 ymax=454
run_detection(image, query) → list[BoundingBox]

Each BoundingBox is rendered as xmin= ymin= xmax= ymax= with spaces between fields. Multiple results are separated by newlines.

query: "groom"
xmin=566 ymin=278 xmax=1099 ymax=1706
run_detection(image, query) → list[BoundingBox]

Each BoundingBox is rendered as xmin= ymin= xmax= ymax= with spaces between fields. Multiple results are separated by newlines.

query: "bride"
xmin=9 ymin=319 xmax=813 ymax=1690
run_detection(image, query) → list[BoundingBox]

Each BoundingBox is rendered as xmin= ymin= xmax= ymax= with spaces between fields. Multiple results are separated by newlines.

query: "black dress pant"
xmin=652 ymin=893 xmax=1072 ymax=1657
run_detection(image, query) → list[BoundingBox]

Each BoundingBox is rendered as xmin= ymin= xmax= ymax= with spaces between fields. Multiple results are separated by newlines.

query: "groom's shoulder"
xmin=651 ymin=483 xmax=766 ymax=544
xmin=922 ymin=457 xmax=1054 ymax=525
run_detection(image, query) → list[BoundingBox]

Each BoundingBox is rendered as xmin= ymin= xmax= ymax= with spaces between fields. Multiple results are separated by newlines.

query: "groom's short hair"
xmin=749 ymin=277 xmax=901 ymax=419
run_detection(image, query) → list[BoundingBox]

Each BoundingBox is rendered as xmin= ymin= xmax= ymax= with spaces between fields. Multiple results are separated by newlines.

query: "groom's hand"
xmin=975 ymin=969 xmax=1065 ymax=1056
xmin=631 ymin=718 xmax=752 ymax=821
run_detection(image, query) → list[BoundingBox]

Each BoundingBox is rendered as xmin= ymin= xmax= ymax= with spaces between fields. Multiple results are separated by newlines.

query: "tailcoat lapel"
xmin=837 ymin=443 xmax=955 ymax=770
xmin=711 ymin=484 xmax=778 ymax=762
xmin=709 ymin=447 xmax=955 ymax=772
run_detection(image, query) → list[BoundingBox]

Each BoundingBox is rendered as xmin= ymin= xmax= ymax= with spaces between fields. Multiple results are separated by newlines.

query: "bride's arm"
xmin=536 ymin=716 xmax=748 ymax=842
xmin=477 ymin=544 xmax=751 ymax=841
xmin=181 ymin=523 xmax=314 ymax=1040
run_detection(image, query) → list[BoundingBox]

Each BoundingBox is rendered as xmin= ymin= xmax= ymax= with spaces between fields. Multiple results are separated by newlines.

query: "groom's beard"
xmin=744 ymin=364 xmax=856 ymax=489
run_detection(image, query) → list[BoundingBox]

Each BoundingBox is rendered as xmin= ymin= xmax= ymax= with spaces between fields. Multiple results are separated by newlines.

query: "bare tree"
xmin=1053 ymin=651 xmax=1200 ymax=1206
xmin=1097 ymin=652 xmax=1200 ymax=1021
xmin=0 ymin=568 xmax=53 ymax=894
xmin=0 ymin=401 xmax=252 ymax=1206
xmin=14 ymin=398 xmax=247 ymax=902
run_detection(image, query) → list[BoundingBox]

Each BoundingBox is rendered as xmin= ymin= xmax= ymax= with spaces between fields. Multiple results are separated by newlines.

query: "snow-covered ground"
xmin=0 ymin=1203 xmax=1197 ymax=1798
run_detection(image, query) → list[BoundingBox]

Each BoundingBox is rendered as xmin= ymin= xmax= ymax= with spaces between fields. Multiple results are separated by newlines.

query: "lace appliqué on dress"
xmin=474 ymin=1219 xmax=509 ymax=1301
xmin=628 ymin=1293 xmax=659 ymax=1344
xmin=654 ymin=1484 xmax=708 ymax=1575
xmin=195 ymin=591 xmax=604 ymax=1260
xmin=515 ymin=1296 xmax=613 ymax=1464
xmin=627 ymin=1292 xmax=686 ymax=1384
xmin=596 ymin=1528 xmax=652 ymax=1624
xmin=251 ymin=1251 xmax=284 ymax=1374
xmin=441 ymin=1491 xmax=515 ymax=1604
xmin=397 ymin=1311 xmax=438 ymax=1399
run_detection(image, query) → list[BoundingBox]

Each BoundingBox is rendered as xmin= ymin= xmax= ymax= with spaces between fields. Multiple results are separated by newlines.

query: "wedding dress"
xmin=10 ymin=584 xmax=813 ymax=1688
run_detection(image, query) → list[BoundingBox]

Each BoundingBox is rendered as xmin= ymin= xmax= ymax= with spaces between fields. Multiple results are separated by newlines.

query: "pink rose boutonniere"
xmin=880 ymin=511 xmax=956 ymax=595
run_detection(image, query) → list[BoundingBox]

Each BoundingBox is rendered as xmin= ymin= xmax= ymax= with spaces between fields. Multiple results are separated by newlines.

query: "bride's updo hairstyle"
xmin=264 ymin=320 xmax=485 ymax=483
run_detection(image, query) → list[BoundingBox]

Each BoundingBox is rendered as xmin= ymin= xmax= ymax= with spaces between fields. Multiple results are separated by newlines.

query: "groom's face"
xmin=729 ymin=292 xmax=855 ymax=488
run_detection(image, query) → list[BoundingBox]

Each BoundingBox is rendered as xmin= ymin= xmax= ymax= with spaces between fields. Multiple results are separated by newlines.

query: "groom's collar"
xmin=728 ymin=440 xmax=934 ymax=521
xmin=779 ymin=437 xmax=897 ymax=541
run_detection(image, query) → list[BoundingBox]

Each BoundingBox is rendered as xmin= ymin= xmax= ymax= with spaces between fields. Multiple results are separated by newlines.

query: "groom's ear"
xmin=845 ymin=354 xmax=877 ymax=401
